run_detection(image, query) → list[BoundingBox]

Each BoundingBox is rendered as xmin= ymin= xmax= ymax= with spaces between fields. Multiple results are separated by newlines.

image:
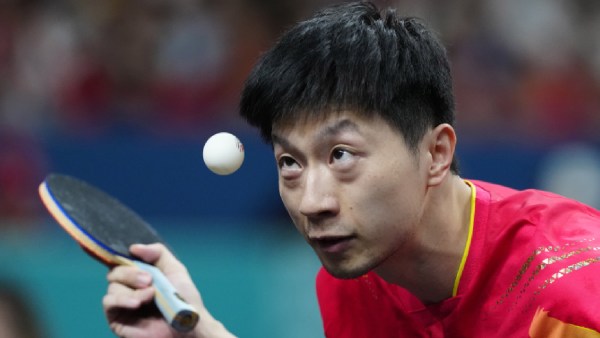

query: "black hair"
xmin=240 ymin=1 xmax=458 ymax=173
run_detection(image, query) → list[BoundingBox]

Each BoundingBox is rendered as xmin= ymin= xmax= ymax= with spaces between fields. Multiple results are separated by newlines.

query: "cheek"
xmin=278 ymin=177 xmax=291 ymax=204
xmin=279 ymin=185 xmax=304 ymax=229
xmin=279 ymin=188 xmax=293 ymax=217
xmin=347 ymin=167 xmax=423 ymax=230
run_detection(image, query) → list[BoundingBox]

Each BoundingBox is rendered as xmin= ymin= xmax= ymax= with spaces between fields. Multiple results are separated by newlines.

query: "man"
xmin=103 ymin=2 xmax=600 ymax=337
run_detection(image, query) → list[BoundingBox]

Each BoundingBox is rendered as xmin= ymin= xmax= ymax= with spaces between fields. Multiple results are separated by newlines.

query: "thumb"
xmin=129 ymin=243 xmax=163 ymax=263
xmin=129 ymin=243 xmax=186 ymax=276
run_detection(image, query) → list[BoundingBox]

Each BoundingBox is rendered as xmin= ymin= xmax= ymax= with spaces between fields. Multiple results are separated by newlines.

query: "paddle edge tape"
xmin=38 ymin=180 xmax=127 ymax=266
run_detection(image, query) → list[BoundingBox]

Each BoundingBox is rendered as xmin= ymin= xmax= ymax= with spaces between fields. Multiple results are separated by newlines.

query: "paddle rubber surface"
xmin=44 ymin=173 xmax=165 ymax=258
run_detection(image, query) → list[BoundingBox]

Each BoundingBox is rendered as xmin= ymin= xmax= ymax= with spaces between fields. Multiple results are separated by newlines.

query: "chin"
xmin=322 ymin=262 xmax=372 ymax=280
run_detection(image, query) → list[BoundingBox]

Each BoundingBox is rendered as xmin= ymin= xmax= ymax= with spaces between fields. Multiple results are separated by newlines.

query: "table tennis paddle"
xmin=38 ymin=173 xmax=199 ymax=332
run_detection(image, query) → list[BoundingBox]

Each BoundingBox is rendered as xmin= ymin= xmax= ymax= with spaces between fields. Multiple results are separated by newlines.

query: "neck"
xmin=374 ymin=174 xmax=473 ymax=304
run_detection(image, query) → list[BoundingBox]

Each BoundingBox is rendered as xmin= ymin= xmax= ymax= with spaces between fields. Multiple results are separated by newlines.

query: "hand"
xmin=102 ymin=243 xmax=236 ymax=338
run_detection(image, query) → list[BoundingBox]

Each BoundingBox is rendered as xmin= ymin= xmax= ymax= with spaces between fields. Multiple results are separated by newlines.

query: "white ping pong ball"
xmin=203 ymin=132 xmax=245 ymax=175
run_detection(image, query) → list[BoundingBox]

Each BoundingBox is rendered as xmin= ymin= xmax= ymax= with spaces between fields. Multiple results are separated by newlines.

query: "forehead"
xmin=271 ymin=110 xmax=380 ymax=140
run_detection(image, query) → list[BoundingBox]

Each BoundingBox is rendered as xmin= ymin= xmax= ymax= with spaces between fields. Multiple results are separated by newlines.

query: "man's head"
xmin=240 ymin=1 xmax=458 ymax=173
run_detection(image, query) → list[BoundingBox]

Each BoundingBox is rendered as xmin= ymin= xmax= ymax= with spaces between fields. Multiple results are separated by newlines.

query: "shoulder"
xmin=471 ymin=179 xmax=600 ymax=214
xmin=470 ymin=179 xmax=600 ymax=237
xmin=467 ymin=181 xmax=600 ymax=332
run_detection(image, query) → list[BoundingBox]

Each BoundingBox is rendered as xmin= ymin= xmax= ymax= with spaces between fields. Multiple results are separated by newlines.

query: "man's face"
xmin=272 ymin=111 xmax=430 ymax=279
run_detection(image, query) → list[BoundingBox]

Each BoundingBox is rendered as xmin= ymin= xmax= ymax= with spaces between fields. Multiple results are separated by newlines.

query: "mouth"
xmin=310 ymin=235 xmax=355 ymax=254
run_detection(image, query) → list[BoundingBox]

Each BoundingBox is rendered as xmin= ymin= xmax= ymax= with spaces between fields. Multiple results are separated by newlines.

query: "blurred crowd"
xmin=0 ymin=0 xmax=318 ymax=137
xmin=0 ymin=0 xmax=596 ymax=138
xmin=430 ymin=0 xmax=600 ymax=143
xmin=0 ymin=0 xmax=599 ymax=223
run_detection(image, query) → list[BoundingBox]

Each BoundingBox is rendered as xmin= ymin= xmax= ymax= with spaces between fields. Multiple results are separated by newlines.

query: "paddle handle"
xmin=134 ymin=261 xmax=200 ymax=332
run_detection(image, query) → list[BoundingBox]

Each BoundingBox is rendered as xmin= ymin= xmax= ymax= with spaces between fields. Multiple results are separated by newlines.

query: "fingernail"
xmin=137 ymin=272 xmax=152 ymax=286
xmin=125 ymin=297 xmax=140 ymax=307
xmin=130 ymin=243 xmax=144 ymax=251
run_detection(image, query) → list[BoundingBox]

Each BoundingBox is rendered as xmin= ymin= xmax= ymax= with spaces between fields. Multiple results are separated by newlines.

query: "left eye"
xmin=331 ymin=148 xmax=353 ymax=162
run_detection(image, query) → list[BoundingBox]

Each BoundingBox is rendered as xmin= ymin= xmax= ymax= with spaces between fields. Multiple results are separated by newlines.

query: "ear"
xmin=426 ymin=123 xmax=456 ymax=186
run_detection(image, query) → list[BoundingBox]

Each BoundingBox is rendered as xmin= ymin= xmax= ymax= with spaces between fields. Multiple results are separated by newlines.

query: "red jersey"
xmin=316 ymin=180 xmax=600 ymax=337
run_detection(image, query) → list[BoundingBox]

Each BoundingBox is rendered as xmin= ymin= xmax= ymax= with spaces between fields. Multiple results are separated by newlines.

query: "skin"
xmin=103 ymin=110 xmax=472 ymax=337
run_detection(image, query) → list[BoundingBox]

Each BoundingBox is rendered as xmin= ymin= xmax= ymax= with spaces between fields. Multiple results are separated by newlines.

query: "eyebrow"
xmin=271 ymin=118 xmax=361 ymax=149
xmin=318 ymin=119 xmax=360 ymax=140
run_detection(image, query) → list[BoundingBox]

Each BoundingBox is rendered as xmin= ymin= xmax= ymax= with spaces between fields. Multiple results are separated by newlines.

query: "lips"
xmin=311 ymin=235 xmax=355 ymax=254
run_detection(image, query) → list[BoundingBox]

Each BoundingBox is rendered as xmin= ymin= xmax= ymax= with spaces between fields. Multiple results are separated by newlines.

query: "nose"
xmin=298 ymin=167 xmax=339 ymax=219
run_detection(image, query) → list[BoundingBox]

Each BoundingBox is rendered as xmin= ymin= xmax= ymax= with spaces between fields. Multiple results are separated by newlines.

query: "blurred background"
xmin=0 ymin=0 xmax=599 ymax=337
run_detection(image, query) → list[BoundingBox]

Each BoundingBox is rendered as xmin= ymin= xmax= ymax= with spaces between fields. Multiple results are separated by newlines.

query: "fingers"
xmin=102 ymin=276 xmax=170 ymax=338
xmin=103 ymin=247 xmax=228 ymax=337
xmin=104 ymin=265 xmax=155 ymax=310
xmin=129 ymin=243 xmax=205 ymax=311
xmin=103 ymin=282 xmax=155 ymax=310
xmin=107 ymin=265 xmax=152 ymax=289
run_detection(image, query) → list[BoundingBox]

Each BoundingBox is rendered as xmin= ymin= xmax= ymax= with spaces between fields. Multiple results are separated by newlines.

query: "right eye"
xmin=278 ymin=156 xmax=299 ymax=169
xmin=277 ymin=156 xmax=301 ymax=177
